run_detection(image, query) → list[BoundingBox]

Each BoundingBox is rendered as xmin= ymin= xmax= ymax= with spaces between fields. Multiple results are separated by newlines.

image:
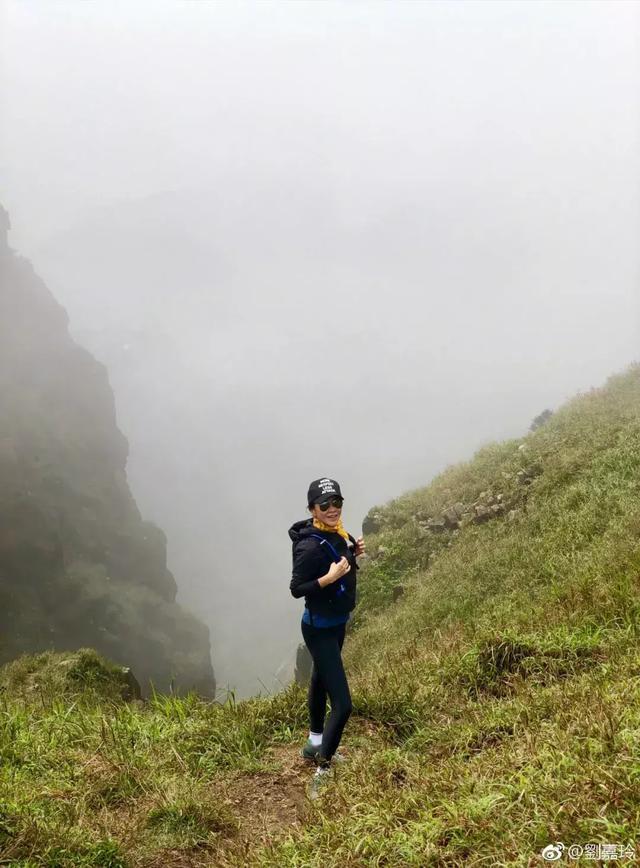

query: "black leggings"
xmin=301 ymin=619 xmax=353 ymax=763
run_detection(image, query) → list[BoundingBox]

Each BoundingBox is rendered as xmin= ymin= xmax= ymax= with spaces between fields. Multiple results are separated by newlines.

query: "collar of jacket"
xmin=288 ymin=517 xmax=355 ymax=546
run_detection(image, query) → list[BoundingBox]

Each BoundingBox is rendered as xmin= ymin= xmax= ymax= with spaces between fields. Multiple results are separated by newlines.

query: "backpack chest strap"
xmin=308 ymin=533 xmax=342 ymax=562
xmin=308 ymin=533 xmax=349 ymax=598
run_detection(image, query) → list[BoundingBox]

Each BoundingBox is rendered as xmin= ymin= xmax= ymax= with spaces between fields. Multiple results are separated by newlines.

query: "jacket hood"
xmin=288 ymin=518 xmax=316 ymax=544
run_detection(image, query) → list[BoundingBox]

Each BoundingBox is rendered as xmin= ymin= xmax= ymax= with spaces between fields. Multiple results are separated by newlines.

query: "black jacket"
xmin=288 ymin=518 xmax=359 ymax=618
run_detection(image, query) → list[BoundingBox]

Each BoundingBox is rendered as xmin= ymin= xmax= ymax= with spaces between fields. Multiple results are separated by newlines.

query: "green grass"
xmin=2 ymin=362 xmax=640 ymax=865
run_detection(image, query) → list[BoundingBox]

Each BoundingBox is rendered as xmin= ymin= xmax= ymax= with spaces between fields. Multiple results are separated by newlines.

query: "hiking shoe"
xmin=300 ymin=738 xmax=320 ymax=761
xmin=300 ymin=739 xmax=347 ymax=764
xmin=308 ymin=765 xmax=332 ymax=801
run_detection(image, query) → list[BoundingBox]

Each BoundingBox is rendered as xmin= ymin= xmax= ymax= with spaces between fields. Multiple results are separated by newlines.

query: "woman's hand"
xmin=327 ymin=557 xmax=351 ymax=583
xmin=354 ymin=536 xmax=366 ymax=557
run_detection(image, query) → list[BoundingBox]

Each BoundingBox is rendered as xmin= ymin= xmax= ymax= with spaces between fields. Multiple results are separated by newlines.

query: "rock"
xmin=294 ymin=643 xmax=313 ymax=686
xmin=121 ymin=666 xmax=142 ymax=701
xmin=530 ymin=409 xmax=554 ymax=431
xmin=427 ymin=518 xmax=446 ymax=533
xmin=442 ymin=507 xmax=460 ymax=529
xmin=516 ymin=465 xmax=542 ymax=485
xmin=362 ymin=511 xmax=382 ymax=535
xmin=473 ymin=505 xmax=492 ymax=524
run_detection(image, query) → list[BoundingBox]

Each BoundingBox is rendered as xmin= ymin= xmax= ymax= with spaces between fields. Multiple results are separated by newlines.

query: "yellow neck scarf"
xmin=312 ymin=516 xmax=350 ymax=542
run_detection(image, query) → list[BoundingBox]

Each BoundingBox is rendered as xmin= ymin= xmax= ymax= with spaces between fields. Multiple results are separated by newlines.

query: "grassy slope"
xmin=2 ymin=363 xmax=640 ymax=867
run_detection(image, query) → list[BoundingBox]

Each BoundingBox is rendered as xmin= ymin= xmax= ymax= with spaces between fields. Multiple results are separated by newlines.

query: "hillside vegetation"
xmin=2 ymin=363 xmax=640 ymax=867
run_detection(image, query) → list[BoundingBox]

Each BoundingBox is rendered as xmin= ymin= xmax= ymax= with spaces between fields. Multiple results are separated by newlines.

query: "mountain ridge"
xmin=0 ymin=202 xmax=216 ymax=698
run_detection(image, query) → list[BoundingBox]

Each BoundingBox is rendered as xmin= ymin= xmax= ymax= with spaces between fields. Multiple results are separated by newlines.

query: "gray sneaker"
xmin=308 ymin=765 xmax=332 ymax=801
xmin=300 ymin=738 xmax=321 ymax=761
xmin=301 ymin=739 xmax=347 ymax=765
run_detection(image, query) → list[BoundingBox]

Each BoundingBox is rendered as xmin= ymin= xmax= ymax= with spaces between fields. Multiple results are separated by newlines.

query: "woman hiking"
xmin=288 ymin=477 xmax=366 ymax=799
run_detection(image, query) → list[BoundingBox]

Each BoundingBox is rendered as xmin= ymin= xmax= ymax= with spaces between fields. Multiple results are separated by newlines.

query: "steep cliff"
xmin=0 ymin=204 xmax=216 ymax=697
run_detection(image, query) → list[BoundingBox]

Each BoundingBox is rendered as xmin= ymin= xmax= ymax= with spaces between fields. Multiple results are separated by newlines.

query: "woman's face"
xmin=309 ymin=498 xmax=343 ymax=527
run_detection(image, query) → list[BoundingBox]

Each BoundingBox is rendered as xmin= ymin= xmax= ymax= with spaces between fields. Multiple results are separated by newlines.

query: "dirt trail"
xmin=214 ymin=719 xmax=387 ymax=864
xmin=222 ymin=742 xmax=317 ymax=843
xmin=142 ymin=718 xmax=387 ymax=866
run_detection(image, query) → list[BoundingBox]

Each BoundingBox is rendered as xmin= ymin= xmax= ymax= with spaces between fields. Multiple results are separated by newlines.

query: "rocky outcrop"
xmin=413 ymin=476 xmax=540 ymax=537
xmin=362 ymin=510 xmax=383 ymax=536
xmin=0 ymin=204 xmax=215 ymax=698
xmin=294 ymin=642 xmax=313 ymax=686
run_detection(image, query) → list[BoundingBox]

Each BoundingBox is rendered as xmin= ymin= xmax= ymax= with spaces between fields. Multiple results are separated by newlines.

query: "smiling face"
xmin=309 ymin=497 xmax=343 ymax=527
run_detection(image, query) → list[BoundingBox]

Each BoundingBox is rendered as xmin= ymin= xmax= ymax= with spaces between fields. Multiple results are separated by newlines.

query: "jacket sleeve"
xmin=290 ymin=538 xmax=329 ymax=599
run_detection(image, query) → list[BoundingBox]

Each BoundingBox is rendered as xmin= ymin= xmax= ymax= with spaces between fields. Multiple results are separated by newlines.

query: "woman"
xmin=288 ymin=477 xmax=366 ymax=798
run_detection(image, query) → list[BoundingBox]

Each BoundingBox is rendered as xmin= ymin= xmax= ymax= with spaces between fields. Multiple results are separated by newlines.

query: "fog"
xmin=2 ymin=0 xmax=639 ymax=698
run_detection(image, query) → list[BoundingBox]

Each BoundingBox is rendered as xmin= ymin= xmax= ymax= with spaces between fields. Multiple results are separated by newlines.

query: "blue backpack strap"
xmin=308 ymin=533 xmax=341 ymax=563
xmin=308 ymin=533 xmax=347 ymax=597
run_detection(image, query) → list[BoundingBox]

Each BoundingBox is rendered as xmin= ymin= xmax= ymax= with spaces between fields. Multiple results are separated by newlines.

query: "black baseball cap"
xmin=307 ymin=477 xmax=343 ymax=507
